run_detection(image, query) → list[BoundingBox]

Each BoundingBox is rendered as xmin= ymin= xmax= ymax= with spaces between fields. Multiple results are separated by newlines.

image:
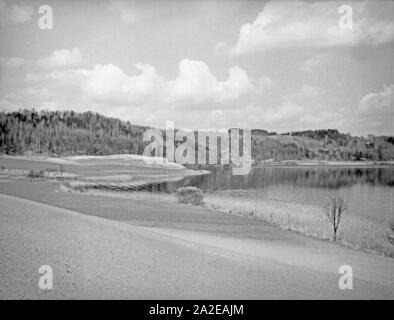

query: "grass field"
xmin=1 ymin=155 xmax=393 ymax=258
xmin=0 ymin=154 xmax=208 ymax=188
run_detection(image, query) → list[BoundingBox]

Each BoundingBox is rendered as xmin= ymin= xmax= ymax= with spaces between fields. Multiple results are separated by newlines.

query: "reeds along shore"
xmin=203 ymin=195 xmax=394 ymax=258
xmin=62 ymin=182 xmax=394 ymax=258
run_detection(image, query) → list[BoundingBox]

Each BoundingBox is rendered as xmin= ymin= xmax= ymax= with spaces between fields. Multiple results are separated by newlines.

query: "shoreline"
xmin=254 ymin=160 xmax=394 ymax=167
xmin=0 ymin=154 xmax=211 ymax=185
xmin=203 ymin=196 xmax=394 ymax=258
xmin=2 ymin=153 xmax=394 ymax=168
xmin=58 ymin=182 xmax=394 ymax=259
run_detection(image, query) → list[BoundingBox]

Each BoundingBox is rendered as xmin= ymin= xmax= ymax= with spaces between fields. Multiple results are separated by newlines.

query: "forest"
xmin=0 ymin=109 xmax=147 ymax=156
xmin=1 ymin=109 xmax=393 ymax=162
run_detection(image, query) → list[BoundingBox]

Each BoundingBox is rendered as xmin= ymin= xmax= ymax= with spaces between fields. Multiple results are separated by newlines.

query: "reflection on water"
xmin=178 ymin=166 xmax=394 ymax=191
xmin=170 ymin=166 xmax=394 ymax=224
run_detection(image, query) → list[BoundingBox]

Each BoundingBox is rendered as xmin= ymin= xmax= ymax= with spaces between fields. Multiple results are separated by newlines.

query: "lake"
xmin=169 ymin=166 xmax=394 ymax=225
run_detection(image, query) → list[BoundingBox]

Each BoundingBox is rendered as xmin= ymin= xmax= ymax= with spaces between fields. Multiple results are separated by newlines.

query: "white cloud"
xmin=0 ymin=56 xmax=29 ymax=68
xmin=85 ymin=63 xmax=163 ymax=104
xmin=221 ymin=1 xmax=394 ymax=56
xmin=22 ymin=56 xmax=254 ymax=110
xmin=166 ymin=59 xmax=253 ymax=104
xmin=358 ymin=84 xmax=394 ymax=117
xmin=108 ymin=0 xmax=141 ymax=23
xmin=7 ymin=57 xmax=254 ymax=129
xmin=135 ymin=82 xmax=389 ymax=132
xmin=83 ymin=59 xmax=253 ymax=106
xmin=36 ymin=48 xmax=87 ymax=70
xmin=0 ymin=0 xmax=33 ymax=24
xmin=26 ymin=69 xmax=90 ymax=83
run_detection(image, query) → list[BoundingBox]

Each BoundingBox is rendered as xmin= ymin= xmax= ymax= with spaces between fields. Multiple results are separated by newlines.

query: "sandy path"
xmin=0 ymin=194 xmax=393 ymax=299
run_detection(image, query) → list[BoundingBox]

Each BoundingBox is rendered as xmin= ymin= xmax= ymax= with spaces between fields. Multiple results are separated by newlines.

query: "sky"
xmin=0 ymin=0 xmax=393 ymax=135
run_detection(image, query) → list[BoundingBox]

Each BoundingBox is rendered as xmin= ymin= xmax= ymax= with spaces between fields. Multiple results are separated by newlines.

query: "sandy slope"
xmin=0 ymin=193 xmax=393 ymax=299
xmin=0 ymin=154 xmax=185 ymax=168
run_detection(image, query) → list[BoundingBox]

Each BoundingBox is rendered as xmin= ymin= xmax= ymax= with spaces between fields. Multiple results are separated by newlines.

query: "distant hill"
xmin=0 ymin=109 xmax=148 ymax=156
xmin=251 ymin=130 xmax=394 ymax=162
xmin=1 ymin=109 xmax=393 ymax=162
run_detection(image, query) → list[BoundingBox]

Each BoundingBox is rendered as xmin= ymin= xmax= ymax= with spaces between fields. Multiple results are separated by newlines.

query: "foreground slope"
xmin=0 ymin=194 xmax=393 ymax=299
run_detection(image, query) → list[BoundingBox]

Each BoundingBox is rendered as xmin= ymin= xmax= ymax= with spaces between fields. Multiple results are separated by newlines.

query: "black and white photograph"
xmin=0 ymin=0 xmax=393 ymax=304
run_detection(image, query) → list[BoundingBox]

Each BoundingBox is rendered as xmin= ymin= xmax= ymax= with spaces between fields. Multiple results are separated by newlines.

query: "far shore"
xmin=2 ymin=153 xmax=394 ymax=168
xmin=254 ymin=159 xmax=394 ymax=167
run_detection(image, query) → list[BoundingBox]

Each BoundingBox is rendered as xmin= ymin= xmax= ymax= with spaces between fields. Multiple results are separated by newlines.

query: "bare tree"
xmin=324 ymin=197 xmax=347 ymax=241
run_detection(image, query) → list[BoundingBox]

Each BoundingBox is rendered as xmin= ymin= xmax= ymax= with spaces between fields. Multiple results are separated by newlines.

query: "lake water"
xmin=169 ymin=166 xmax=394 ymax=224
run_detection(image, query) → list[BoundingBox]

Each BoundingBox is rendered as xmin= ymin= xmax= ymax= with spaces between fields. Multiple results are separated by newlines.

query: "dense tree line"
xmin=0 ymin=110 xmax=147 ymax=155
xmin=0 ymin=109 xmax=393 ymax=162
xmin=252 ymin=130 xmax=394 ymax=162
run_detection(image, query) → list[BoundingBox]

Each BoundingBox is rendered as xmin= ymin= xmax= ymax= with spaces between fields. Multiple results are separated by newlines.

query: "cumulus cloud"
xmin=21 ymin=56 xmax=254 ymax=110
xmin=219 ymin=84 xmax=339 ymax=131
xmin=36 ymin=48 xmax=87 ymax=70
xmin=219 ymin=1 xmax=394 ymax=55
xmin=358 ymin=84 xmax=394 ymax=117
xmin=8 ymin=56 xmax=254 ymax=129
xmin=85 ymin=63 xmax=163 ymax=104
xmin=0 ymin=0 xmax=33 ymax=24
xmin=166 ymin=59 xmax=253 ymax=104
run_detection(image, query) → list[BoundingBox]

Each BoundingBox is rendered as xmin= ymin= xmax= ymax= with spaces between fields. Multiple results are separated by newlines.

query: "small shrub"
xmin=27 ymin=169 xmax=45 ymax=181
xmin=176 ymin=186 xmax=204 ymax=205
xmin=27 ymin=170 xmax=35 ymax=178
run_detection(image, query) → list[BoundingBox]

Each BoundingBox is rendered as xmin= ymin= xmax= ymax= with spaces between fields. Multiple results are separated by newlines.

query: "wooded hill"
xmin=1 ymin=109 xmax=393 ymax=162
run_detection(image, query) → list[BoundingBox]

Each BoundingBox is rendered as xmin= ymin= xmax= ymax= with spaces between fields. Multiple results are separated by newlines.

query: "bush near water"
xmin=176 ymin=187 xmax=204 ymax=205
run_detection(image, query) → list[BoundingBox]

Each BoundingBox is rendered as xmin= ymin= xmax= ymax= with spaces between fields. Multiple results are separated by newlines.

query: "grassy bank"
xmin=0 ymin=155 xmax=210 ymax=192
xmin=61 ymin=180 xmax=394 ymax=258
xmin=203 ymin=194 xmax=394 ymax=258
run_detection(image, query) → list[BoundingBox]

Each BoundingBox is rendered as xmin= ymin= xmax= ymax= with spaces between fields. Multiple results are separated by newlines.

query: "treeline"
xmin=0 ymin=110 xmax=147 ymax=155
xmin=284 ymin=129 xmax=349 ymax=143
xmin=1 ymin=109 xmax=393 ymax=162
xmin=252 ymin=129 xmax=394 ymax=162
